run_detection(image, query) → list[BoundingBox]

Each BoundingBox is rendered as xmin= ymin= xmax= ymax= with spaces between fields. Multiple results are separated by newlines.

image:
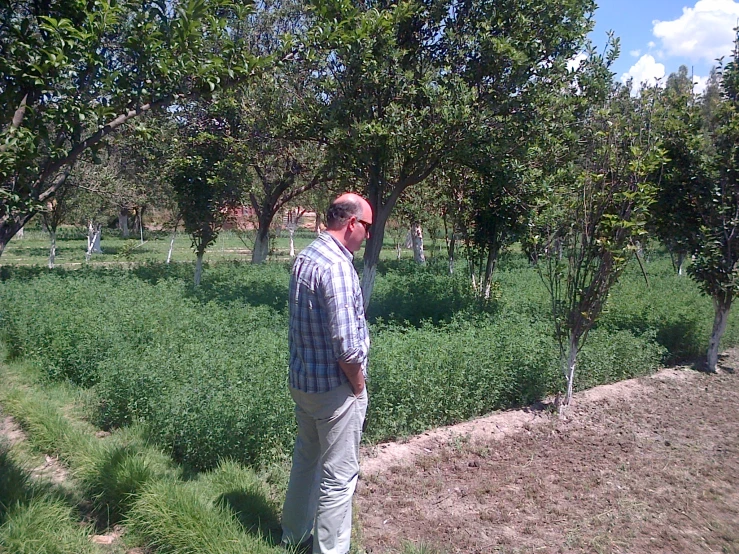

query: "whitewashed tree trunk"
xmin=677 ymin=252 xmax=686 ymax=276
xmin=410 ymin=222 xmax=426 ymax=264
xmin=252 ymin=230 xmax=270 ymax=263
xmin=314 ymin=212 xmax=321 ymax=235
xmin=707 ymin=297 xmax=732 ymax=372
xmin=16 ymin=227 xmax=24 ymax=239
xmin=286 ymin=213 xmax=299 ymax=258
xmin=194 ymin=252 xmax=204 ymax=286
xmin=396 ymin=242 xmax=402 ymax=259
xmin=86 ymin=221 xmax=102 ymax=261
xmin=119 ymin=209 xmax=129 ymax=239
xmin=482 ymin=249 xmax=497 ymax=300
xmin=48 ymin=230 xmax=56 ymax=269
xmin=166 ymin=229 xmax=176 ymax=264
xmin=447 ymin=237 xmax=456 ymax=275
xmin=560 ymin=335 xmax=579 ymax=413
xmin=361 ymin=262 xmax=377 ymax=308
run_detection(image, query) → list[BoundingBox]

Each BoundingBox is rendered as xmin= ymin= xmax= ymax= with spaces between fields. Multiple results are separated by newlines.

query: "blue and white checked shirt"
xmin=288 ymin=232 xmax=370 ymax=393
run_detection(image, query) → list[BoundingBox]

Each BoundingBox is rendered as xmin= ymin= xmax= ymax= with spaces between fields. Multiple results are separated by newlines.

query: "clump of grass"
xmin=77 ymin=442 xmax=176 ymax=524
xmin=127 ymin=478 xmax=280 ymax=554
xmin=399 ymin=541 xmax=446 ymax=554
xmin=0 ymin=443 xmax=100 ymax=554
xmin=204 ymin=459 xmax=281 ymax=540
xmin=0 ymin=497 xmax=100 ymax=554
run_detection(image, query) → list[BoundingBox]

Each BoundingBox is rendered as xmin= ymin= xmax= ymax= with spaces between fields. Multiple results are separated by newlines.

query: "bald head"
xmin=325 ymin=193 xmax=373 ymax=253
xmin=326 ymin=193 xmax=369 ymax=230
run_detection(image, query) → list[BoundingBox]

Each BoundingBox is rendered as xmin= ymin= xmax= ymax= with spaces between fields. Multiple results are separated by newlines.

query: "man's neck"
xmin=326 ymin=228 xmax=348 ymax=250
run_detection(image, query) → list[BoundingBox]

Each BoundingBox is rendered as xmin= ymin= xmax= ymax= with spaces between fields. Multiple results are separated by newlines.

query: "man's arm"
xmin=321 ymin=262 xmax=368 ymax=393
xmin=338 ymin=361 xmax=365 ymax=395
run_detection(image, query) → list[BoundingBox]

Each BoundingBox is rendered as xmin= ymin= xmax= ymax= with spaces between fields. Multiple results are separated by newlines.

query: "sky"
xmin=589 ymin=0 xmax=739 ymax=93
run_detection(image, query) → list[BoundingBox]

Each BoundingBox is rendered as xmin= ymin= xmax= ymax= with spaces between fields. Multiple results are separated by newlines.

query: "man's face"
xmin=347 ymin=203 xmax=373 ymax=253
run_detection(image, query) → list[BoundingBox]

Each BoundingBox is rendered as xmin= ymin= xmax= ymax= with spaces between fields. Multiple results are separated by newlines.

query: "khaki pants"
xmin=281 ymin=382 xmax=368 ymax=554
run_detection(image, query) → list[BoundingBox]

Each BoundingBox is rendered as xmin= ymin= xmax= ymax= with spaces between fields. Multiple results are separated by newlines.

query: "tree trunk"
xmin=482 ymin=248 xmax=498 ymax=300
xmin=706 ymin=296 xmax=732 ymax=372
xmin=252 ymin=226 xmax=270 ymax=263
xmin=16 ymin=226 xmax=24 ymax=239
xmin=361 ymin=204 xmax=391 ymax=310
xmin=560 ymin=334 xmax=579 ymax=413
xmin=194 ymin=251 xmax=204 ymax=286
xmin=48 ymin=230 xmax=57 ymax=269
xmin=677 ymin=252 xmax=686 ymax=276
xmin=447 ymin=236 xmax=456 ymax=275
xmin=0 ymin=214 xmax=33 ymax=259
xmin=289 ymin=229 xmax=296 ymax=257
xmin=410 ymin=222 xmax=426 ymax=264
xmin=86 ymin=222 xmax=102 ymax=261
xmin=314 ymin=212 xmax=321 ymax=235
xmin=166 ymin=229 xmax=176 ymax=264
xmin=119 ymin=208 xmax=130 ymax=239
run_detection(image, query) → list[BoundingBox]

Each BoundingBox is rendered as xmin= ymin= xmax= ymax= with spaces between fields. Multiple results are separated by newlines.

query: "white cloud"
xmin=648 ymin=41 xmax=656 ymax=49
xmin=630 ymin=49 xmax=642 ymax=57
xmin=621 ymin=54 xmax=666 ymax=88
xmin=653 ymin=0 xmax=739 ymax=63
xmin=567 ymin=52 xmax=587 ymax=72
xmin=693 ymin=74 xmax=709 ymax=93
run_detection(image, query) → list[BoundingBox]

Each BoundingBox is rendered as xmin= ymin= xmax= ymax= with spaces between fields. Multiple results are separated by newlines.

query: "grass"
xmin=0 ymin=496 xmax=101 ymax=554
xmin=0 ymin=442 xmax=103 ymax=554
xmin=0 ymin=355 xmax=289 ymax=553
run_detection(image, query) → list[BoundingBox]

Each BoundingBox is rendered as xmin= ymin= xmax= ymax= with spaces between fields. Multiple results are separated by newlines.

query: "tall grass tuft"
xmin=127 ymin=478 xmax=280 ymax=554
xmin=0 ymin=497 xmax=100 ymax=554
xmin=0 ymin=444 xmax=100 ymax=554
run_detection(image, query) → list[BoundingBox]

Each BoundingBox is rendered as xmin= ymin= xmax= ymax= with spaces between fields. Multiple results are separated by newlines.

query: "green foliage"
xmin=171 ymin=130 xmax=247 ymax=258
xmin=1 ymin=253 xmax=734 ymax=470
xmin=368 ymin=259 xmax=491 ymax=325
xmin=0 ymin=0 xmax=261 ymax=252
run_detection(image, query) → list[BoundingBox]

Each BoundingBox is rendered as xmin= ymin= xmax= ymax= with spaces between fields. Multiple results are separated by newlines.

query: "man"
xmin=281 ymin=193 xmax=373 ymax=554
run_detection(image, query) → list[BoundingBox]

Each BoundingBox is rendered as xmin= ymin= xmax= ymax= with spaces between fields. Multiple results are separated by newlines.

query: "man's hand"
xmin=338 ymin=361 xmax=365 ymax=395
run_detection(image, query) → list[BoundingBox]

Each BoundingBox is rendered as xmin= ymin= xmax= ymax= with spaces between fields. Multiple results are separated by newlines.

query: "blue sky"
xmin=589 ymin=0 xmax=739 ymax=92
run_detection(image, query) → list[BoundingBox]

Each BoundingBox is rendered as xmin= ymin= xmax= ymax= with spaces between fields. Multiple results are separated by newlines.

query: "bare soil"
xmin=357 ymin=353 xmax=739 ymax=554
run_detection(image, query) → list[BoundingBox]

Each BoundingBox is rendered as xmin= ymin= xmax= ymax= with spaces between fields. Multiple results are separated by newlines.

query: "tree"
xmin=651 ymin=66 xmax=707 ymax=275
xmin=530 ymin=77 xmax=664 ymax=410
xmin=684 ymin=34 xmax=739 ymax=372
xmin=170 ymin=125 xmax=246 ymax=285
xmin=0 ymin=0 xmax=260 ymax=258
xmin=40 ymin=183 xmax=77 ymax=268
xmin=238 ymin=76 xmax=330 ymax=263
xmin=307 ymin=0 xmax=595 ymax=307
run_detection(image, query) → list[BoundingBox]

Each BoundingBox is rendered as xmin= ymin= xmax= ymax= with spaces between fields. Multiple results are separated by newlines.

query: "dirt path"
xmin=357 ymin=355 xmax=739 ymax=554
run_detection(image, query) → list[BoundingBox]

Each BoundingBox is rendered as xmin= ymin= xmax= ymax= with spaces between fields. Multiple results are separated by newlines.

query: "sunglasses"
xmin=357 ymin=218 xmax=372 ymax=234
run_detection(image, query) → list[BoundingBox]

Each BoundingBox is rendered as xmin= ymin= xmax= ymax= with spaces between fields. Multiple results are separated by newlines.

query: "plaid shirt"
xmin=288 ymin=232 xmax=370 ymax=393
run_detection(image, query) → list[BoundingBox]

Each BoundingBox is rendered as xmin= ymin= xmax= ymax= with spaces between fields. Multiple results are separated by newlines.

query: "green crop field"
xmin=1 ymin=244 xmax=734 ymax=471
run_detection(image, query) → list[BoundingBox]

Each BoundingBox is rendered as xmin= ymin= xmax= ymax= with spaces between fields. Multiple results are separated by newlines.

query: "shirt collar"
xmin=320 ymin=231 xmax=354 ymax=262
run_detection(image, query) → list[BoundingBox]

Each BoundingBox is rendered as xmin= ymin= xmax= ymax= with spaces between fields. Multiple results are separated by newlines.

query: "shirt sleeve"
xmin=319 ymin=260 xmax=367 ymax=365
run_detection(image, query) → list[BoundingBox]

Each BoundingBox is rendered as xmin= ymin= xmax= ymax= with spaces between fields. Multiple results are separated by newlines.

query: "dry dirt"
xmin=357 ymin=353 xmax=739 ymax=554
